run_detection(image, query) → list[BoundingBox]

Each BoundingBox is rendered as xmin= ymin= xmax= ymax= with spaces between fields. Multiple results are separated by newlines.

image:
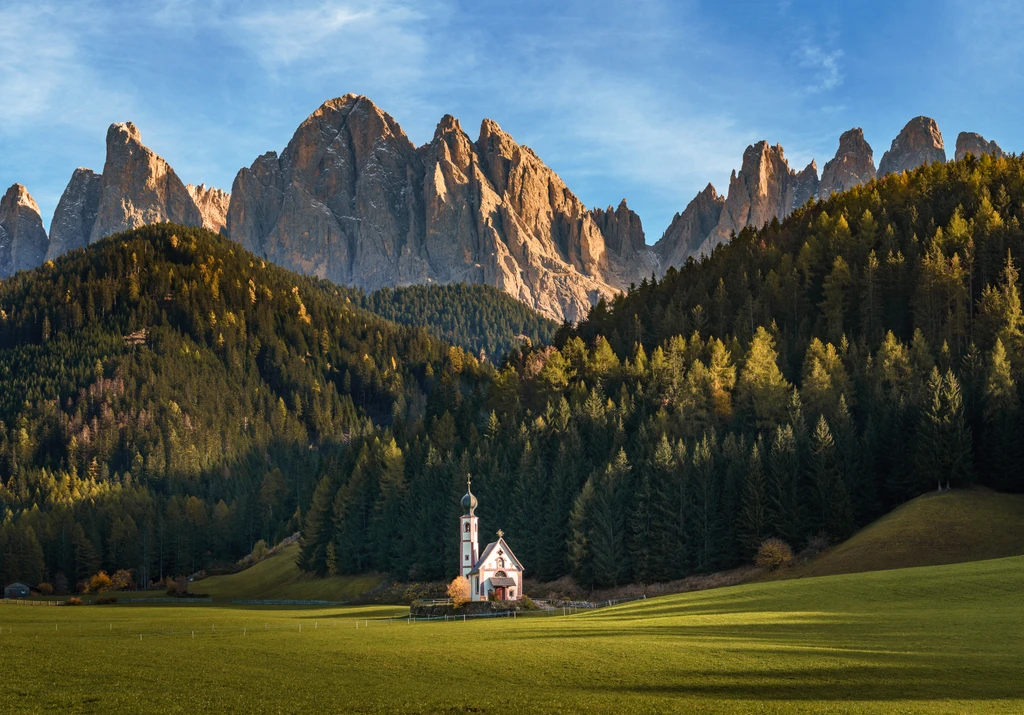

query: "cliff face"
xmin=47 ymin=125 xmax=225 ymax=260
xmin=819 ymin=128 xmax=875 ymax=200
xmin=877 ymin=116 xmax=946 ymax=177
xmin=652 ymin=184 xmax=725 ymax=269
xmin=955 ymin=132 xmax=1004 ymax=162
xmin=47 ymin=168 xmax=102 ymax=260
xmin=90 ymin=122 xmax=204 ymax=243
xmin=0 ymin=184 xmax=49 ymax=277
xmin=186 ymin=184 xmax=231 ymax=234
xmin=693 ymin=142 xmax=818 ymax=258
xmin=225 ymin=95 xmax=653 ymax=321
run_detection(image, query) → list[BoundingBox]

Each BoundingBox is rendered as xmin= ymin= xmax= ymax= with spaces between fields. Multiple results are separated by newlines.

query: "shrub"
xmin=520 ymin=594 xmax=537 ymax=610
xmin=447 ymin=576 xmax=471 ymax=608
xmin=37 ymin=582 xmax=54 ymax=596
xmin=755 ymin=538 xmax=794 ymax=570
xmin=251 ymin=539 xmax=269 ymax=562
xmin=96 ymin=596 xmax=119 ymax=605
xmin=110 ymin=569 xmax=134 ymax=591
xmin=165 ymin=576 xmax=189 ymax=597
xmin=88 ymin=571 xmax=112 ymax=594
xmin=65 ymin=597 xmax=83 ymax=606
xmin=803 ymin=533 xmax=831 ymax=558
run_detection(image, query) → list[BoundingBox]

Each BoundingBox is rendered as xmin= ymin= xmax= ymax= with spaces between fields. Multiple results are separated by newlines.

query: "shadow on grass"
xmin=586 ymin=658 xmax=1024 ymax=702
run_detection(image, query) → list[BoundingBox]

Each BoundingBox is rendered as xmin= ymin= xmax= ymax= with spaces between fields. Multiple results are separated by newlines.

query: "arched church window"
xmin=494 ymin=571 xmax=507 ymax=578
xmin=464 ymin=523 xmax=471 ymax=533
xmin=496 ymin=556 xmax=505 ymax=567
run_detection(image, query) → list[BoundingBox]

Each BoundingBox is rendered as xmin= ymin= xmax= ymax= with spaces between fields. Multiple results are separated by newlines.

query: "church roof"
xmin=469 ymin=537 xmax=523 ymax=574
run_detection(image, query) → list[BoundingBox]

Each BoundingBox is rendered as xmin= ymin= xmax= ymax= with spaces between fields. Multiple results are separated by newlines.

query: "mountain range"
xmin=2 ymin=96 xmax=1008 ymax=321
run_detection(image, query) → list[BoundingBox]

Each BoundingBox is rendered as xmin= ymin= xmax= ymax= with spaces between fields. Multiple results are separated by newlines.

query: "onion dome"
xmin=461 ymin=475 xmax=478 ymax=515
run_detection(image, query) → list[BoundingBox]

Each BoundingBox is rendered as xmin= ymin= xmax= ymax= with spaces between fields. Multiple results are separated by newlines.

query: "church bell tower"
xmin=460 ymin=475 xmax=479 ymax=578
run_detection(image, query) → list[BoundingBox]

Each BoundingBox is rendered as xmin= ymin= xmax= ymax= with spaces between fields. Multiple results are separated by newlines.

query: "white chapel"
xmin=460 ymin=476 xmax=524 ymax=601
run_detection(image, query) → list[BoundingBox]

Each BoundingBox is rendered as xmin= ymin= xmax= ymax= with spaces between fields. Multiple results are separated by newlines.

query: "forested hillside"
xmin=303 ymin=152 xmax=1024 ymax=587
xmin=362 ymin=283 xmax=557 ymax=359
xmin=4 ymin=152 xmax=1024 ymax=593
xmin=0 ymin=225 xmax=488 ymax=588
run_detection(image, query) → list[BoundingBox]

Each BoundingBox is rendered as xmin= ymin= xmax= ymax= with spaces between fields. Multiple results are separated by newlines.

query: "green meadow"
xmin=1 ymin=555 xmax=1021 ymax=714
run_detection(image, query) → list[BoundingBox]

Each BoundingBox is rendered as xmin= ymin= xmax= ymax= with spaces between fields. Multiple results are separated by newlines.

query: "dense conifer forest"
xmin=2 ymin=152 xmax=1024 ymax=592
xmin=362 ymin=283 xmax=558 ymax=360
xmin=0 ymin=225 xmax=488 ymax=588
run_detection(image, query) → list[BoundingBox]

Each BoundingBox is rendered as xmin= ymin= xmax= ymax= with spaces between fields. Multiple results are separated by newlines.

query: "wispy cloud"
xmin=0 ymin=3 xmax=132 ymax=128
xmin=798 ymin=44 xmax=844 ymax=93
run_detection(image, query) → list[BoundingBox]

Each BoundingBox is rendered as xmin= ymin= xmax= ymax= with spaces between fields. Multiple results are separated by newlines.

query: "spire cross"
xmin=496 ymin=529 xmax=504 ymax=538
xmin=466 ymin=474 xmax=472 ymax=490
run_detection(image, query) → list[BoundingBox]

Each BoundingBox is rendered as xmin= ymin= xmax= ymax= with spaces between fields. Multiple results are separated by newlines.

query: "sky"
xmin=1 ymin=0 xmax=1022 ymax=243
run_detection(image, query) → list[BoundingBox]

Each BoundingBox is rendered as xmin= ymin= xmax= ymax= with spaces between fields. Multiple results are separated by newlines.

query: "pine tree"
xmin=299 ymin=474 xmax=335 ymax=575
xmin=982 ymin=339 xmax=1023 ymax=491
xmin=737 ymin=327 xmax=791 ymax=428
xmin=588 ymin=450 xmax=630 ymax=587
xmin=767 ymin=425 xmax=803 ymax=544
xmin=688 ymin=434 xmax=722 ymax=573
xmin=738 ymin=441 xmax=768 ymax=558
xmin=808 ymin=416 xmax=853 ymax=541
xmin=916 ymin=368 xmax=973 ymax=492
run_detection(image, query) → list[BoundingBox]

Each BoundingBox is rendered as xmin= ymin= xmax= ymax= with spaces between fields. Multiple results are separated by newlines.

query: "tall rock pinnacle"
xmin=877 ymin=117 xmax=945 ymax=178
xmin=819 ymin=128 xmax=875 ymax=199
xmin=695 ymin=141 xmax=817 ymax=258
xmin=90 ymin=122 xmax=204 ymax=242
xmin=0 ymin=184 xmax=49 ymax=278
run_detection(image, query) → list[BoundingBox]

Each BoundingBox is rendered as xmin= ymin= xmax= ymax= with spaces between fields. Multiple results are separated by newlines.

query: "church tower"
xmin=460 ymin=475 xmax=479 ymax=578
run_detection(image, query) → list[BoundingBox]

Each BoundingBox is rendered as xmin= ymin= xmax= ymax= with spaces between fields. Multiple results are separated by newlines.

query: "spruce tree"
xmin=738 ymin=441 xmax=768 ymax=558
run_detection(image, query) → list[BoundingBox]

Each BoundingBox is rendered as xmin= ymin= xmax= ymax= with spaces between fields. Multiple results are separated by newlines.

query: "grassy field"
xmin=781 ymin=486 xmax=1024 ymax=580
xmin=193 ymin=542 xmax=382 ymax=602
xmin=1 ymin=555 xmax=1021 ymax=713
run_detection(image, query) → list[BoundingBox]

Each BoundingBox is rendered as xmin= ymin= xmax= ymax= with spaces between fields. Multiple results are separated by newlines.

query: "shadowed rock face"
xmin=820 ymin=128 xmax=875 ymax=200
xmin=225 ymin=95 xmax=654 ymax=322
xmin=186 ymin=184 xmax=231 ymax=234
xmin=90 ymin=122 xmax=204 ymax=243
xmin=47 ymin=168 xmax=101 ymax=260
xmin=653 ymin=184 xmax=725 ymax=270
xmin=877 ymin=117 xmax=946 ymax=178
xmin=955 ymin=132 xmax=1004 ymax=162
xmin=0 ymin=184 xmax=49 ymax=277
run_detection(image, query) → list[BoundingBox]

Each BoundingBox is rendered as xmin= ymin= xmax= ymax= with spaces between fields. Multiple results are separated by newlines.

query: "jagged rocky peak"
xmin=91 ymin=120 xmax=203 ymax=243
xmin=186 ymin=183 xmax=231 ymax=234
xmin=819 ymin=128 xmax=875 ymax=199
xmin=792 ymin=160 xmax=819 ymax=211
xmin=592 ymin=199 xmax=647 ymax=261
xmin=653 ymin=184 xmax=725 ymax=270
xmin=225 ymin=95 xmax=655 ymax=322
xmin=0 ymin=184 xmax=49 ymax=278
xmin=697 ymin=141 xmax=799 ymax=257
xmin=955 ymin=132 xmax=1005 ymax=162
xmin=47 ymin=168 xmax=102 ymax=260
xmin=877 ymin=116 xmax=945 ymax=178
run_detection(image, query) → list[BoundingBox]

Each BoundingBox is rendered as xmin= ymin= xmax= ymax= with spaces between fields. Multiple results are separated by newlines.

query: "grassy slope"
xmin=782 ymin=486 xmax=1024 ymax=580
xmin=194 ymin=543 xmax=381 ymax=602
xmin=2 ymin=556 xmax=1022 ymax=713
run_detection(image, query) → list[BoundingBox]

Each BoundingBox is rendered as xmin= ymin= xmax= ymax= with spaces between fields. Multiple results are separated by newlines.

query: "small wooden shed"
xmin=4 ymin=582 xmax=30 ymax=599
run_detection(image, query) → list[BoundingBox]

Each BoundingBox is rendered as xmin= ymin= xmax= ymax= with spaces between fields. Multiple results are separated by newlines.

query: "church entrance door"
xmin=494 ymin=586 xmax=506 ymax=601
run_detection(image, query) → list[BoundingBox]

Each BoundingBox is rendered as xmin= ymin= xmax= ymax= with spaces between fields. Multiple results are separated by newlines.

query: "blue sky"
xmin=1 ymin=0 xmax=1021 ymax=242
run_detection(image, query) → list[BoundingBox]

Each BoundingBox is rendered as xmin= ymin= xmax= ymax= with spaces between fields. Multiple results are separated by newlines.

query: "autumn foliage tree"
xmin=447 ymin=576 xmax=471 ymax=608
